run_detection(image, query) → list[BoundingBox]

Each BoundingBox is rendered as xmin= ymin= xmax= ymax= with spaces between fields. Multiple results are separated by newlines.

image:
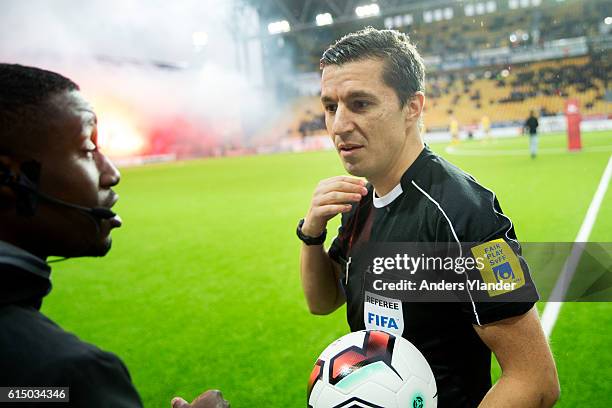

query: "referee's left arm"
xmin=474 ymin=307 xmax=560 ymax=407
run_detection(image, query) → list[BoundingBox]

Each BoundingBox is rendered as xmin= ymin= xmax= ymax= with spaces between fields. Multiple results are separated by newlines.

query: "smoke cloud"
xmin=0 ymin=0 xmax=279 ymax=158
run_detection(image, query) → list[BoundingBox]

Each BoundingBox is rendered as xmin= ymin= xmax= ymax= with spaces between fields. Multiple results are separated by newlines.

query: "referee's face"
xmin=321 ymin=58 xmax=412 ymax=181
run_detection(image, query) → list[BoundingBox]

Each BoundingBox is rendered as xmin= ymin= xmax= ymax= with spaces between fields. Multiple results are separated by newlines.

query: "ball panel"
xmin=335 ymin=361 xmax=403 ymax=393
xmin=318 ymin=332 xmax=367 ymax=362
xmin=308 ymin=358 xmax=325 ymax=401
xmin=308 ymin=373 xmax=326 ymax=407
xmin=328 ymin=331 xmax=398 ymax=386
xmin=395 ymin=338 xmax=437 ymax=384
xmin=396 ymin=377 xmax=437 ymax=408
xmin=317 ymin=380 xmax=398 ymax=408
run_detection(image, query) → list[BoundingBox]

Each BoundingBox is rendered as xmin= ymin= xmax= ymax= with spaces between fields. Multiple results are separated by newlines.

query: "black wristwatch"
xmin=296 ymin=218 xmax=327 ymax=245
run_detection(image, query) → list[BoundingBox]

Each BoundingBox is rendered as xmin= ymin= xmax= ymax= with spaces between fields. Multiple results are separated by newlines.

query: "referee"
xmin=298 ymin=28 xmax=559 ymax=407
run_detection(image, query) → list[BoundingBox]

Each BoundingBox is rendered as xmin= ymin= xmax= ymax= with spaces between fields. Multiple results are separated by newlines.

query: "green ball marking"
xmin=411 ymin=393 xmax=425 ymax=408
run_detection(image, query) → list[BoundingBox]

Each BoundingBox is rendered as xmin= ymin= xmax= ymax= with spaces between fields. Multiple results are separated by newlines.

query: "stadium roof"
xmin=245 ymin=0 xmax=450 ymax=30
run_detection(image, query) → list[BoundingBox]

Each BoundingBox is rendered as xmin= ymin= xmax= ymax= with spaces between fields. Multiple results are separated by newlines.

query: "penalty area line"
xmin=541 ymin=154 xmax=612 ymax=339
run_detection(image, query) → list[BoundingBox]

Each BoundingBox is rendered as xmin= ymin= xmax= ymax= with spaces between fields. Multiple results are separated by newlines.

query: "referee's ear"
xmin=404 ymin=91 xmax=425 ymax=127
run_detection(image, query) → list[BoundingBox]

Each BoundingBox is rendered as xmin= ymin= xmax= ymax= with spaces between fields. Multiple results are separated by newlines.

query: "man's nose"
xmin=331 ymin=105 xmax=355 ymax=137
xmin=98 ymin=152 xmax=120 ymax=188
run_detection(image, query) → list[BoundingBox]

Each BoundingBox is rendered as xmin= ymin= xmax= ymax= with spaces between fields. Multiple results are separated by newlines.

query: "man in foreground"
xmin=297 ymin=28 xmax=559 ymax=407
xmin=0 ymin=64 xmax=228 ymax=408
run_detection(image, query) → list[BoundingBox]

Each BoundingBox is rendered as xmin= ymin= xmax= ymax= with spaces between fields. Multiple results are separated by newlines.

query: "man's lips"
xmin=102 ymin=193 xmax=122 ymax=228
xmin=107 ymin=214 xmax=123 ymax=228
xmin=338 ymin=144 xmax=364 ymax=157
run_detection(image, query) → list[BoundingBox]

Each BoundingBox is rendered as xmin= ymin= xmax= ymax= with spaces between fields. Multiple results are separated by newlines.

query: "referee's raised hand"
xmin=302 ymin=176 xmax=368 ymax=237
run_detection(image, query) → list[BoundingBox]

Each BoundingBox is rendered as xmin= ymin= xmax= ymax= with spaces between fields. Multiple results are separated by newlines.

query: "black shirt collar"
xmin=0 ymin=241 xmax=51 ymax=309
xmin=400 ymin=144 xmax=436 ymax=191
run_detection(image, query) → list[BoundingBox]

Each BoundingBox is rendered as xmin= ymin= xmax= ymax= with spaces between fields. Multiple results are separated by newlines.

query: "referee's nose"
xmin=331 ymin=104 xmax=355 ymax=138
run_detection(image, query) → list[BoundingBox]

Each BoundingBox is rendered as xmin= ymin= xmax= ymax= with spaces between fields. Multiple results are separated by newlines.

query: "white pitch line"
xmin=541 ymin=154 xmax=612 ymax=339
xmin=445 ymin=144 xmax=612 ymax=157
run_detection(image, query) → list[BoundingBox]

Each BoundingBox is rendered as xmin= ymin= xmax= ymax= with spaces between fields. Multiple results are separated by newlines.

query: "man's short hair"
xmin=0 ymin=64 xmax=79 ymax=155
xmin=320 ymin=27 xmax=425 ymax=108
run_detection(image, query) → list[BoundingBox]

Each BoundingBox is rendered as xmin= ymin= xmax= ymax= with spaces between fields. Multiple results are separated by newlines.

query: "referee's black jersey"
xmin=328 ymin=145 xmax=538 ymax=408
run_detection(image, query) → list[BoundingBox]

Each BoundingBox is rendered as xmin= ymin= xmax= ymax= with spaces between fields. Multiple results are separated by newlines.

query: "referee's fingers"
xmin=316 ymin=181 xmax=368 ymax=197
xmin=313 ymin=204 xmax=352 ymax=217
xmin=328 ymin=181 xmax=368 ymax=195
xmin=316 ymin=191 xmax=362 ymax=206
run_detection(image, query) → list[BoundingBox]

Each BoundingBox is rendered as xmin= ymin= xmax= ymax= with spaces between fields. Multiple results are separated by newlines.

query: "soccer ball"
xmin=307 ymin=330 xmax=437 ymax=408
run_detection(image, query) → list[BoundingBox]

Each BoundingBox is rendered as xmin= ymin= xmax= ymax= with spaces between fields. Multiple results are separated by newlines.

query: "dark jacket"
xmin=525 ymin=116 xmax=539 ymax=134
xmin=0 ymin=241 xmax=142 ymax=407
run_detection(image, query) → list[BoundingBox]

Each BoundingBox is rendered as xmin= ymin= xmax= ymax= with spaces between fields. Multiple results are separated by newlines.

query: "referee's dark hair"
xmin=0 ymin=63 xmax=79 ymax=156
xmin=320 ymin=27 xmax=425 ymax=108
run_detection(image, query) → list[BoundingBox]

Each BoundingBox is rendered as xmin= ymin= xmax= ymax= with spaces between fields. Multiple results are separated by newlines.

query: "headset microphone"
xmin=33 ymin=190 xmax=117 ymax=220
xmin=0 ymin=161 xmax=116 ymax=220
xmin=90 ymin=207 xmax=116 ymax=219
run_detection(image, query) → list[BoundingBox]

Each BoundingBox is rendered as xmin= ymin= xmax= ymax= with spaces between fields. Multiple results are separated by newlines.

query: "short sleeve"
xmin=459 ymin=199 xmax=539 ymax=326
xmin=431 ymin=179 xmax=540 ymax=326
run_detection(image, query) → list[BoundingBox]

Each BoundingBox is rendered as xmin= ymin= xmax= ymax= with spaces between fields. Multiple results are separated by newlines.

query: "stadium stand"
xmin=283 ymin=0 xmax=611 ymax=137
xmin=287 ymin=53 xmax=610 ymax=136
xmin=423 ymin=54 xmax=610 ymax=129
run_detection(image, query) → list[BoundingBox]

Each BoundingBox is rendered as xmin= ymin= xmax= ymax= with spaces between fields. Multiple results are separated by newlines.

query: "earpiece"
xmin=0 ymin=160 xmax=40 ymax=216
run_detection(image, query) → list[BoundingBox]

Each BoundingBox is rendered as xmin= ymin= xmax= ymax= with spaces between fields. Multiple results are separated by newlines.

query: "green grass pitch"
xmin=43 ymin=130 xmax=611 ymax=406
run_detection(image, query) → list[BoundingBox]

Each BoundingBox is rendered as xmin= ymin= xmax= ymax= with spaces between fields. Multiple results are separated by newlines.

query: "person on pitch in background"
xmin=0 ymin=64 xmax=229 ymax=408
xmin=449 ymin=115 xmax=460 ymax=145
xmin=297 ymin=28 xmax=559 ymax=407
xmin=481 ymin=115 xmax=491 ymax=141
xmin=524 ymin=110 xmax=539 ymax=158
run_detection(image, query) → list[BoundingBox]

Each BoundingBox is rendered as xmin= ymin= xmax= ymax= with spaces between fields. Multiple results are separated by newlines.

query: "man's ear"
xmin=403 ymin=92 xmax=425 ymax=125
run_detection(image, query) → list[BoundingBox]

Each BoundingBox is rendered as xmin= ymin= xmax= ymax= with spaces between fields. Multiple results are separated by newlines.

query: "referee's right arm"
xmin=299 ymin=176 xmax=367 ymax=315
xmin=300 ymin=241 xmax=344 ymax=315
